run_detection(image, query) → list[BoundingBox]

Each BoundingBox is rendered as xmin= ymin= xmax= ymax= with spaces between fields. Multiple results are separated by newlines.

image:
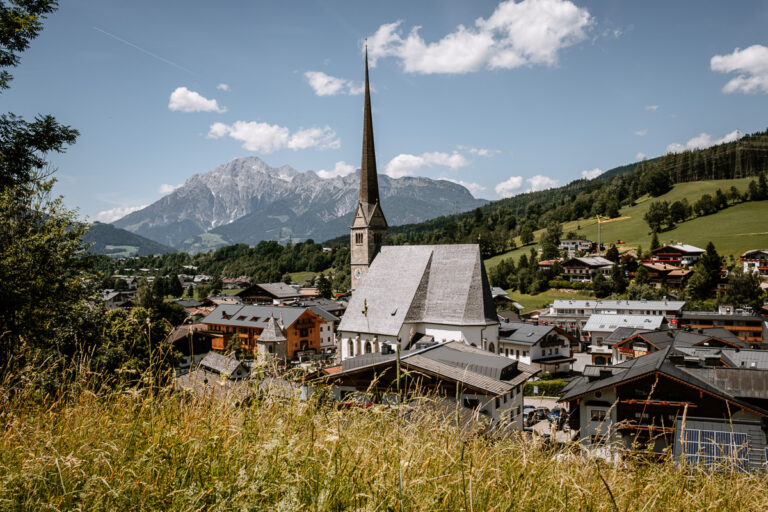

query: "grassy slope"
xmin=487 ymin=179 xmax=768 ymax=272
xmin=2 ymin=388 xmax=767 ymax=511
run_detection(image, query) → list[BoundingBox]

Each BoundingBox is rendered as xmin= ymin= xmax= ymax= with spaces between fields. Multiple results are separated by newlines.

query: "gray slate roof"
xmin=339 ymin=245 xmax=498 ymax=336
xmin=326 ymin=340 xmax=538 ymax=395
xmin=238 ymin=282 xmax=303 ymax=299
xmin=258 ymin=316 xmax=287 ymax=342
xmin=202 ymin=304 xmax=317 ymax=329
xmin=200 ymin=352 xmax=244 ymax=376
xmin=499 ymin=322 xmax=555 ymax=346
xmin=561 ymin=345 xmax=768 ymax=415
xmin=548 ymin=299 xmax=686 ymax=312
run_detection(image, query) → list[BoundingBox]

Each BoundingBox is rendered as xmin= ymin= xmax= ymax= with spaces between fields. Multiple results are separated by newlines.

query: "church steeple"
xmin=359 ymin=46 xmax=379 ymax=205
xmin=350 ymin=44 xmax=388 ymax=291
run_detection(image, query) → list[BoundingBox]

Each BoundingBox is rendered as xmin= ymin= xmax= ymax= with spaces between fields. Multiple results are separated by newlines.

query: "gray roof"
xmin=499 ymin=322 xmax=555 ymax=346
xmin=199 ymin=352 xmax=244 ymax=376
xmin=565 ymin=256 xmax=613 ymax=267
xmin=548 ymin=299 xmax=686 ymax=312
xmin=202 ymin=304 xmax=319 ymax=330
xmin=238 ymin=282 xmax=303 ymax=299
xmin=561 ymin=345 xmax=768 ymax=415
xmin=603 ymin=327 xmax=646 ymax=346
xmin=258 ymin=316 xmax=287 ymax=342
xmin=491 ymin=287 xmax=509 ymax=298
xmin=655 ymin=243 xmax=705 ymax=254
xmin=339 ymin=245 xmax=498 ymax=336
xmin=299 ymin=298 xmax=346 ymax=313
xmin=325 ymin=340 xmax=538 ymax=395
xmin=583 ymin=314 xmax=666 ymax=332
xmin=676 ymin=347 xmax=768 ymax=370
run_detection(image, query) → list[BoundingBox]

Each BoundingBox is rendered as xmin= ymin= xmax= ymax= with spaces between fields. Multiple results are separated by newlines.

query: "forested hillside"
xmin=324 ymin=129 xmax=768 ymax=260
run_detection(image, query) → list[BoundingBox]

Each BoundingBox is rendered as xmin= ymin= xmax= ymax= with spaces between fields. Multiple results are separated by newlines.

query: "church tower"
xmin=350 ymin=47 xmax=388 ymax=290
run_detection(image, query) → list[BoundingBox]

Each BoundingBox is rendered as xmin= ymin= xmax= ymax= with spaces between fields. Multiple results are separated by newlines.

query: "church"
xmin=339 ymin=50 xmax=500 ymax=360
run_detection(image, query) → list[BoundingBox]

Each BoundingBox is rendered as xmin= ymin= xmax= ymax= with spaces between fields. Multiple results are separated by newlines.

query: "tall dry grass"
xmin=1 ymin=379 xmax=767 ymax=511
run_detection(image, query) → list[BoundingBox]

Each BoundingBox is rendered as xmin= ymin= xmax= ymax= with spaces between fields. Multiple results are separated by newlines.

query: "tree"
xmin=699 ymin=242 xmax=722 ymax=284
xmin=611 ymin=263 xmax=627 ymax=293
xmin=669 ymin=200 xmax=687 ymax=224
xmin=539 ymin=222 xmax=562 ymax=259
xmin=723 ymin=266 xmax=764 ymax=311
xmin=635 ymin=265 xmax=650 ymax=286
xmin=593 ymin=272 xmax=612 ymax=298
xmin=641 ymin=167 xmax=672 ymax=197
xmin=686 ymin=263 xmax=712 ymax=300
xmin=0 ymin=1 xmax=87 ymax=381
xmin=316 ymin=274 xmax=332 ymax=299
xmin=644 ymin=201 xmax=669 ymax=232
xmin=519 ymin=225 xmax=534 ymax=245
xmin=758 ymin=172 xmax=768 ymax=200
xmin=650 ymin=232 xmax=660 ymax=251
xmin=605 ymin=244 xmax=619 ymax=263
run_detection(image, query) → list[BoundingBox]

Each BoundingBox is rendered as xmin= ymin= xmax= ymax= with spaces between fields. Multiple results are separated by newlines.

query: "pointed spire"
xmin=359 ymin=43 xmax=380 ymax=205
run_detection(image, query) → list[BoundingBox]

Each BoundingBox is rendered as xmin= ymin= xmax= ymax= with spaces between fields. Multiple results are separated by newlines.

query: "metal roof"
xmin=339 ymin=245 xmax=498 ymax=336
xmin=238 ymin=282 xmax=303 ymax=299
xmin=548 ymin=299 xmax=686 ymax=311
xmin=583 ymin=314 xmax=666 ymax=332
xmin=654 ymin=243 xmax=705 ymax=254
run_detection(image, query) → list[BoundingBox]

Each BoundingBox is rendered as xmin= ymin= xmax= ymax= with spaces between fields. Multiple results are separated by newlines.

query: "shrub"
xmin=524 ymin=378 xmax=568 ymax=396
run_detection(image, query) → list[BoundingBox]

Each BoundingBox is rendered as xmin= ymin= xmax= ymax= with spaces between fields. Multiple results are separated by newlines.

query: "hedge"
xmin=524 ymin=379 xmax=568 ymax=397
xmin=548 ymin=279 xmax=594 ymax=290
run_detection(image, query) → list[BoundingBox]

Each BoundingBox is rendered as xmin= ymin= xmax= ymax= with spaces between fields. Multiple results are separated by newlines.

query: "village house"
xmin=538 ymin=299 xmax=686 ymax=346
xmin=165 ymin=324 xmax=214 ymax=372
xmin=561 ymin=256 xmax=613 ymax=282
xmin=236 ymin=282 xmax=304 ymax=305
xmin=678 ymin=306 xmax=767 ymax=345
xmin=651 ymin=243 xmax=705 ymax=267
xmin=740 ymin=249 xmax=768 ymax=277
xmin=583 ymin=314 xmax=668 ymax=365
xmin=498 ymin=321 xmax=576 ymax=374
xmin=559 ymin=239 xmax=594 ymax=257
xmin=313 ymin=341 xmax=538 ymax=430
xmin=175 ymin=352 xmax=250 ymax=401
xmin=560 ymin=344 xmax=768 ymax=470
xmin=640 ymin=261 xmax=692 ymax=289
xmin=222 ymin=276 xmax=250 ymax=289
xmin=100 ymin=289 xmax=135 ymax=309
xmin=201 ymin=304 xmax=338 ymax=361
xmin=610 ymin=327 xmax=747 ymax=365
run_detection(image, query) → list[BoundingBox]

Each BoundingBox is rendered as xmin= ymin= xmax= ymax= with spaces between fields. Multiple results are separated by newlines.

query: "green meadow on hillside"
xmin=486 ymin=178 xmax=768 ymax=272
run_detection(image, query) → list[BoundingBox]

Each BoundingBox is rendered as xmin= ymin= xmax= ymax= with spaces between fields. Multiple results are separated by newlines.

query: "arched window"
xmin=488 ymin=343 xmax=495 ymax=353
xmin=348 ymin=339 xmax=354 ymax=356
xmin=364 ymin=341 xmax=372 ymax=354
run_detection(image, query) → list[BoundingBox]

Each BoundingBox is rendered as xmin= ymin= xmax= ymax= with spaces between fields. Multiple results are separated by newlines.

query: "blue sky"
xmin=5 ymin=0 xmax=768 ymax=221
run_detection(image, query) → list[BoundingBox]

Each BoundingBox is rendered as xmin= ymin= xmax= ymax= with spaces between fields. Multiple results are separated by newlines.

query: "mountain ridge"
xmin=112 ymin=156 xmax=487 ymax=252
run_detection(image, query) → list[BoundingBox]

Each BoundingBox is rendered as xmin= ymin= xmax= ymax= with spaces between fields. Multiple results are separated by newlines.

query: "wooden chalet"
xmin=560 ymin=345 xmax=768 ymax=470
xmin=651 ymin=243 xmax=705 ymax=267
xmin=201 ymin=304 xmax=338 ymax=360
xmin=740 ymin=249 xmax=768 ymax=277
xmin=561 ymin=256 xmax=613 ymax=282
xmin=236 ymin=282 xmax=303 ymax=305
xmin=640 ymin=262 xmax=692 ymax=289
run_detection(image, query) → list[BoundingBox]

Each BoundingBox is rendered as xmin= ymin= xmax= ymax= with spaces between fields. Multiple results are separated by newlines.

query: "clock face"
xmin=354 ymin=268 xmax=361 ymax=278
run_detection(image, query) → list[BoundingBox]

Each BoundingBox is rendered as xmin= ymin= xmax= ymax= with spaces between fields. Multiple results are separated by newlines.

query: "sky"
xmin=5 ymin=0 xmax=768 ymax=222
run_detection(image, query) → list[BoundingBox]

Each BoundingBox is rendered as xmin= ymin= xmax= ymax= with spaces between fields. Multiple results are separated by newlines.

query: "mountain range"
xmin=112 ymin=156 xmax=487 ymax=252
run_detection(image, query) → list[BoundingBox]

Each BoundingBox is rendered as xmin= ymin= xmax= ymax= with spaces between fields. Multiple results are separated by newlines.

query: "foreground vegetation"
xmin=2 ymin=384 xmax=768 ymax=511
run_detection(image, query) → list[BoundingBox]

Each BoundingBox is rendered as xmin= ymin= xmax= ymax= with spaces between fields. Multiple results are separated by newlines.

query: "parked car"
xmin=525 ymin=407 xmax=550 ymax=427
xmin=523 ymin=405 xmax=536 ymax=417
xmin=340 ymin=392 xmax=373 ymax=409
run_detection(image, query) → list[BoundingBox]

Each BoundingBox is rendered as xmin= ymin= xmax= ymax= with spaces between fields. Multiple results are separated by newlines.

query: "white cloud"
xmin=666 ymin=129 xmax=743 ymax=154
xmin=457 ymin=145 xmax=501 ymax=157
xmin=207 ymin=121 xmax=340 ymax=153
xmin=367 ymin=0 xmax=592 ymax=74
xmin=216 ymin=83 xmax=230 ymax=91
xmin=384 ymin=151 xmax=469 ymax=178
xmin=94 ymin=205 xmax=147 ymax=223
xmin=635 ymin=129 xmax=647 ymax=136
xmin=711 ymin=45 xmax=768 ymax=94
xmin=168 ymin=86 xmax=226 ymax=113
xmin=304 ymin=71 xmax=364 ymax=96
xmin=439 ymin=177 xmax=486 ymax=197
xmin=317 ymin=161 xmax=356 ymax=179
xmin=644 ymin=105 xmax=658 ymax=111
xmin=527 ymin=174 xmax=559 ymax=191
xmin=581 ymin=168 xmax=603 ymax=180
xmin=494 ymin=176 xmax=524 ymax=197
xmin=158 ymin=183 xmax=182 ymax=195
xmin=636 ymin=152 xmax=647 ymax=160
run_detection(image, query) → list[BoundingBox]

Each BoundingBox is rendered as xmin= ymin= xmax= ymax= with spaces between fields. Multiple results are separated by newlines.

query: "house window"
xmin=374 ymin=233 xmax=382 ymax=244
xmin=495 ymin=397 xmax=500 ymax=408
xmin=589 ymin=409 xmax=607 ymax=422
xmin=355 ymin=233 xmax=363 ymax=244
xmin=515 ymin=350 xmax=520 ymax=358
xmin=463 ymin=398 xmax=480 ymax=409
xmin=299 ymin=328 xmax=308 ymax=337
xmin=347 ymin=339 xmax=354 ymax=356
